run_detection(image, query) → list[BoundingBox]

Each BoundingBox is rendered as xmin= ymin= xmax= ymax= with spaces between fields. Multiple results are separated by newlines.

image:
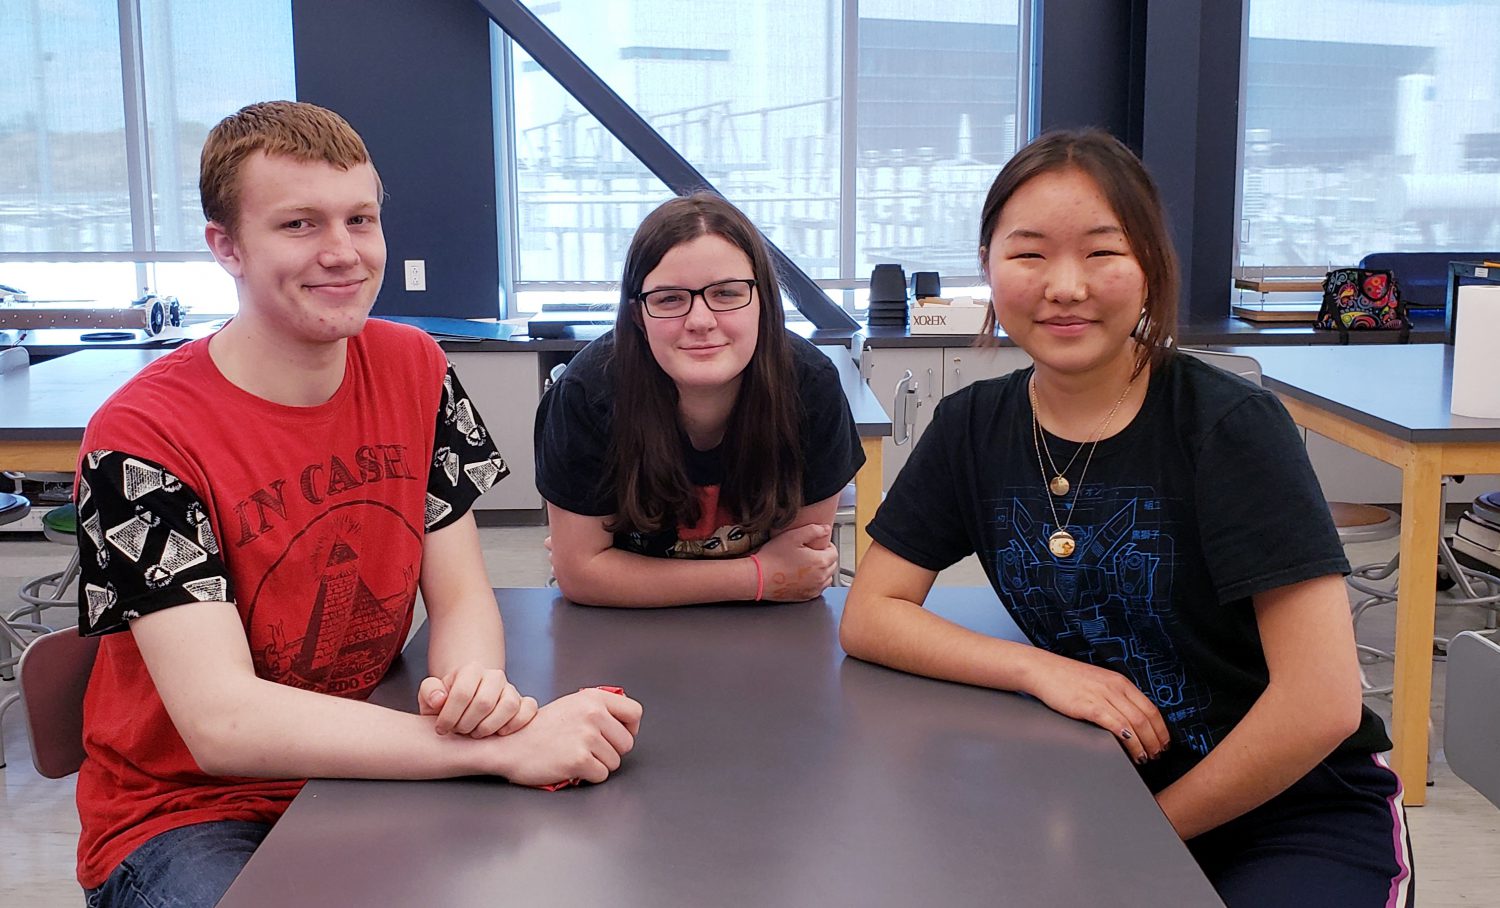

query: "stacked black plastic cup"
xmin=867 ymin=263 xmax=909 ymax=327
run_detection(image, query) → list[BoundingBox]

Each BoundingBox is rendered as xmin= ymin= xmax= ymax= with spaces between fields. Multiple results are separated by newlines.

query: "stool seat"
xmin=1330 ymin=502 xmax=1400 ymax=545
xmin=41 ymin=503 xmax=77 ymax=544
xmin=42 ymin=503 xmax=76 ymax=534
xmin=0 ymin=492 xmax=30 ymax=525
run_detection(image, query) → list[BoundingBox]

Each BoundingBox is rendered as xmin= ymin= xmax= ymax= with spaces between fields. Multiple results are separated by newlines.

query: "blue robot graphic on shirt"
xmin=989 ymin=487 xmax=1217 ymax=756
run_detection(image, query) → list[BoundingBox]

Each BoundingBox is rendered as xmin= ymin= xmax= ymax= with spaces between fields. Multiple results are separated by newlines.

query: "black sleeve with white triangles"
xmin=74 ymin=449 xmax=236 ymax=637
xmin=424 ymin=364 xmax=509 ymax=532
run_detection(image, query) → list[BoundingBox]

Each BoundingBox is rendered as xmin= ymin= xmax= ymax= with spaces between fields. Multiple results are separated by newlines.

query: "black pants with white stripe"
xmin=1187 ymin=750 xmax=1414 ymax=907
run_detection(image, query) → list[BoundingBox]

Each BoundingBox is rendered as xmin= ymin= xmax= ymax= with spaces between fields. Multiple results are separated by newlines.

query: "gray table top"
xmin=1224 ymin=343 xmax=1500 ymax=443
xmin=218 ymin=587 xmax=1220 ymax=908
xmin=0 ymin=348 xmax=174 ymax=441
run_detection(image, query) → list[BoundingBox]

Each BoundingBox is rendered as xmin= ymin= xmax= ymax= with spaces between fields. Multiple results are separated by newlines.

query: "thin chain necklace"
xmin=1029 ymin=371 xmax=1137 ymax=558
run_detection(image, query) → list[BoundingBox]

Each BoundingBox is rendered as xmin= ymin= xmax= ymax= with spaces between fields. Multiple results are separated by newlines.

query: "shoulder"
xmin=939 ymin=368 xmax=1026 ymax=417
xmin=83 ymin=344 xmax=207 ymax=456
xmin=542 ymin=332 xmax=616 ymax=424
xmin=357 ymin=317 xmax=447 ymax=377
xmin=1158 ymin=352 xmax=1292 ymax=449
xmin=785 ymin=334 xmax=842 ymax=398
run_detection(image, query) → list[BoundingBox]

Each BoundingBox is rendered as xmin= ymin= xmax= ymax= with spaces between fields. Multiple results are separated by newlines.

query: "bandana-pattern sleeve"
xmin=424 ymin=363 xmax=509 ymax=532
xmin=74 ymin=449 xmax=237 ymax=637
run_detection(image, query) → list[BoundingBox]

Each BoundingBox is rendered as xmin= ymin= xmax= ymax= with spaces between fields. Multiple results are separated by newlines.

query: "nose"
xmin=1044 ymin=257 xmax=1088 ymax=304
xmin=318 ymin=224 xmax=359 ymax=269
xmin=682 ymin=292 xmax=718 ymax=330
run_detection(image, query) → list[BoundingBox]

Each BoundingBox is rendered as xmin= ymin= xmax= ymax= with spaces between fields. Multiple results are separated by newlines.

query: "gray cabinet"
xmin=861 ymin=344 xmax=1032 ymax=489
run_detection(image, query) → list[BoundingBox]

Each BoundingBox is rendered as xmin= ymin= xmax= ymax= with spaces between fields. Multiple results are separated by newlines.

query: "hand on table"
xmin=755 ymin=523 xmax=838 ymax=602
xmin=497 ymin=687 xmax=643 ymax=788
xmin=419 ymin=663 xmax=537 ymax=738
xmin=1025 ymin=653 xmax=1170 ymax=765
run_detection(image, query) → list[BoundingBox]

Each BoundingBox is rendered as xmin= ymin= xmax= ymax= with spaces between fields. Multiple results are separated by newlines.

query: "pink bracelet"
xmin=750 ymin=554 xmax=764 ymax=601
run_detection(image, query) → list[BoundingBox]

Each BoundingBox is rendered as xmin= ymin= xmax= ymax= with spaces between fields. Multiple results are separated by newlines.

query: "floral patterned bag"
xmin=1316 ymin=268 xmax=1411 ymax=343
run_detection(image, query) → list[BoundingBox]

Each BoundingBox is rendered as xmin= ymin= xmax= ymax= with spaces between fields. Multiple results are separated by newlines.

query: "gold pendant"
xmin=1048 ymin=475 xmax=1070 ymax=496
xmin=1048 ymin=529 xmax=1077 ymax=558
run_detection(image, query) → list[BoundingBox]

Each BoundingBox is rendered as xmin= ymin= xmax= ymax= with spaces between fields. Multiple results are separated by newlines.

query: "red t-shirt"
xmin=72 ymin=319 xmax=506 ymax=887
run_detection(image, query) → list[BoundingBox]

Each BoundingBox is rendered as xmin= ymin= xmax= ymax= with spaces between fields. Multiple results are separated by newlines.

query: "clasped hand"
xmin=754 ymin=523 xmax=838 ymax=601
xmin=419 ymin=663 xmax=537 ymax=738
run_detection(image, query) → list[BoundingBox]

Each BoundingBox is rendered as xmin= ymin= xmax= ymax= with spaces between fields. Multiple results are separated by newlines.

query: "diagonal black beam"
xmin=474 ymin=0 xmax=858 ymax=330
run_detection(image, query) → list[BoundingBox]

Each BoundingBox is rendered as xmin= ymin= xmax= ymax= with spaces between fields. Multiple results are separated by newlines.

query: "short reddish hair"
xmin=199 ymin=100 xmax=381 ymax=233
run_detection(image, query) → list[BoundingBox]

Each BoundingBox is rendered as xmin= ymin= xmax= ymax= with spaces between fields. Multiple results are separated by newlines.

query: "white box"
xmin=909 ymin=298 xmax=990 ymax=335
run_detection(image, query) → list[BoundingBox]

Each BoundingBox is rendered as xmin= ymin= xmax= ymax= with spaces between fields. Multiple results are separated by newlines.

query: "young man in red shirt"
xmin=73 ymin=101 xmax=643 ymax=908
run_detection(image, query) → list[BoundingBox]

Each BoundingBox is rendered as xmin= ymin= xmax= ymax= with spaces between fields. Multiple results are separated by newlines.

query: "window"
xmin=501 ymin=0 xmax=1026 ymax=315
xmin=1238 ymin=0 xmax=1500 ymax=273
xmin=0 ymin=0 xmax=295 ymax=316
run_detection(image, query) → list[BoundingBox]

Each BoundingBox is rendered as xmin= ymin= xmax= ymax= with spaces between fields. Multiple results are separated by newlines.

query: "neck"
xmin=676 ymin=378 xmax=742 ymax=451
xmin=209 ymin=314 xmax=349 ymax=407
xmin=1031 ymin=346 xmax=1148 ymax=442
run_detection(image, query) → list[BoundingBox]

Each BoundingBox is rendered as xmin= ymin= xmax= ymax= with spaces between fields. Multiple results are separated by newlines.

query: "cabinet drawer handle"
xmin=892 ymin=370 xmax=917 ymax=445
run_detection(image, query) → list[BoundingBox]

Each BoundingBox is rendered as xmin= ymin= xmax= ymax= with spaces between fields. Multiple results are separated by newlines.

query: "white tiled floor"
xmin=2 ymin=527 xmax=1497 ymax=905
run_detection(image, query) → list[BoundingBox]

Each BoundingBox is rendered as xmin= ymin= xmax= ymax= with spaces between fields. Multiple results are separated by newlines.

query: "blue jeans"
xmin=84 ymin=819 xmax=272 ymax=908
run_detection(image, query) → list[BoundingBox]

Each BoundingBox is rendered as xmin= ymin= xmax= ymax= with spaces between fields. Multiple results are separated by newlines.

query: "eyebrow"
xmin=1005 ymin=225 xmax=1124 ymax=240
xmin=273 ymin=202 xmax=380 ymax=216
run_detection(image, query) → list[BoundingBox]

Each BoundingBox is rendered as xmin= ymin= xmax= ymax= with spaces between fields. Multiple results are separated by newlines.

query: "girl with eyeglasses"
xmin=840 ymin=130 xmax=1411 ymax=906
xmin=535 ymin=193 xmax=864 ymax=606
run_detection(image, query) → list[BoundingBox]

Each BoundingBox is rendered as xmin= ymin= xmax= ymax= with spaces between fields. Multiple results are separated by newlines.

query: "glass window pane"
xmin=139 ymin=0 xmax=295 ymax=252
xmin=510 ymin=0 xmax=841 ymax=283
xmin=512 ymin=44 xmax=674 ymax=288
xmin=856 ymin=1 xmax=1022 ymax=280
xmin=0 ymin=0 xmax=131 ymax=253
xmin=139 ymin=0 xmax=294 ymax=253
xmin=1241 ymin=0 xmax=1500 ymax=268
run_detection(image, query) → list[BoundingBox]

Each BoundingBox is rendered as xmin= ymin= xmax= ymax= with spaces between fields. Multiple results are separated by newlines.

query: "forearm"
xmin=840 ymin=592 xmax=1043 ymax=693
xmin=555 ymin=547 xmax=758 ymax=607
xmin=426 ymin=589 xmax=506 ymax=679
xmin=1154 ymin=683 xmax=1351 ymax=839
xmin=184 ymin=675 xmax=524 ymax=780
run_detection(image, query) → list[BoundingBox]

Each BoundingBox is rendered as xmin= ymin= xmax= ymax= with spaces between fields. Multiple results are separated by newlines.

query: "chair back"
xmin=1444 ymin=630 xmax=1500 ymax=809
xmin=1177 ymin=347 xmax=1263 ymax=388
xmin=18 ymin=627 xmax=100 ymax=778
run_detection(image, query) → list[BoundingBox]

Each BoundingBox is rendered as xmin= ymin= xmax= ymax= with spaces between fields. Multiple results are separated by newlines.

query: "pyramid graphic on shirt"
xmin=295 ymin=536 xmax=403 ymax=686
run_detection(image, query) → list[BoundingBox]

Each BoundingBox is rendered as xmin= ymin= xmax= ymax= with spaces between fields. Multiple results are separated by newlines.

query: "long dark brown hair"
xmin=607 ymin=193 xmax=803 ymax=537
xmin=975 ymin=129 xmax=1179 ymax=376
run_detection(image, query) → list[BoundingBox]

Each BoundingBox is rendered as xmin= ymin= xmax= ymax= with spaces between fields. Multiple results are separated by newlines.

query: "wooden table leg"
xmin=854 ymin=437 xmax=883 ymax=567
xmin=1391 ymin=449 xmax=1442 ymax=805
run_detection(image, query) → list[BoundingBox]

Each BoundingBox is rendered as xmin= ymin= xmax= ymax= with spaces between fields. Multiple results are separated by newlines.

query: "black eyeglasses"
xmin=637 ymin=279 xmax=757 ymax=319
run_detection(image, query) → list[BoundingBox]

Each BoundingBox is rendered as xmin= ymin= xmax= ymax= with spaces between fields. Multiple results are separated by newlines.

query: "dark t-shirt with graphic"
xmin=868 ymin=353 xmax=1391 ymax=791
xmin=534 ymin=329 xmax=865 ymax=557
xmin=72 ymin=319 xmax=506 ymax=888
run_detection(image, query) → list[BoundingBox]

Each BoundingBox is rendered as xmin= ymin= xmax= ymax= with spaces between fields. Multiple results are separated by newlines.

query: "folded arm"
xmin=1153 ymin=573 xmax=1364 ymax=839
xmin=547 ymin=493 xmax=840 ymax=607
xmin=841 ymin=542 xmax=1171 ymax=764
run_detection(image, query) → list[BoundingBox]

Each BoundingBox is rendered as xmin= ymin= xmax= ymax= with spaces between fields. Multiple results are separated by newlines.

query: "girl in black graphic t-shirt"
xmin=535 ymin=193 xmax=864 ymax=607
xmin=841 ymin=130 xmax=1412 ymax=907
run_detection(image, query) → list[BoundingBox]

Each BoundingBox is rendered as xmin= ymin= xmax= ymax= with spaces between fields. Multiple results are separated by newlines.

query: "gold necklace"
xmin=1029 ymin=373 xmax=1137 ymax=558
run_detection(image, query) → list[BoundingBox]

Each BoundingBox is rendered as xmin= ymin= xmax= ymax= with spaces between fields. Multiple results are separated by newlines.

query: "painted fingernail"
xmin=1134 ymin=754 xmax=1147 ymax=765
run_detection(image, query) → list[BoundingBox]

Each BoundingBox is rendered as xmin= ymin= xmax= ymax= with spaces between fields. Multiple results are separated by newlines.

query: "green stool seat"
xmin=42 ymin=503 xmax=77 ymax=537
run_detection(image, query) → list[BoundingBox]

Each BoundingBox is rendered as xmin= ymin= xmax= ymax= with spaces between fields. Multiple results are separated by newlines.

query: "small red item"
xmin=538 ymin=686 xmax=627 ymax=791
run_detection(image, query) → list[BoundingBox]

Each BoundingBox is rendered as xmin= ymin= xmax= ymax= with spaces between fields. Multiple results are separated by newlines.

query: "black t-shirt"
xmin=868 ymin=353 xmax=1391 ymax=790
xmin=535 ymin=330 xmax=865 ymax=557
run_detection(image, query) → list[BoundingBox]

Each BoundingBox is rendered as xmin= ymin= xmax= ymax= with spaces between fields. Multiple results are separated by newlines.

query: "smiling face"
xmin=983 ymin=167 xmax=1147 ymax=380
xmin=206 ymin=151 xmax=385 ymax=348
xmin=638 ymin=233 xmax=761 ymax=393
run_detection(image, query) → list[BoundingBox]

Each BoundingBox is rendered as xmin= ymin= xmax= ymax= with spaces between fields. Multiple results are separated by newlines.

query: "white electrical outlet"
xmin=404 ymin=259 xmax=426 ymax=292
